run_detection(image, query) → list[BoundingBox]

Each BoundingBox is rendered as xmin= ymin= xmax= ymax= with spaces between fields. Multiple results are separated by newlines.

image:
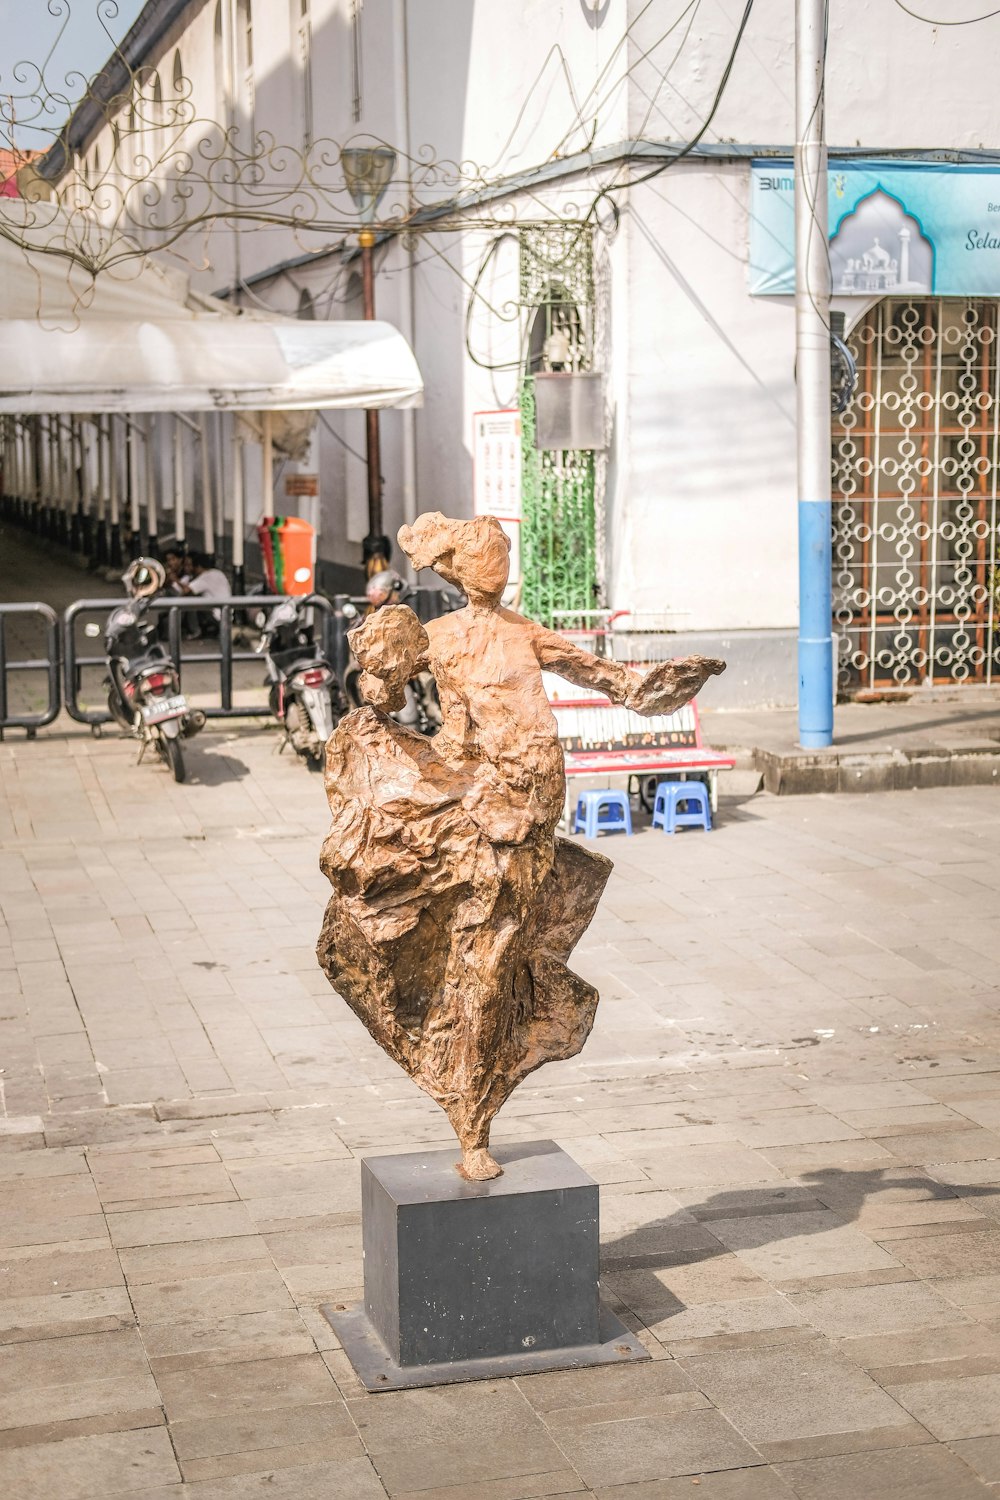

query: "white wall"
xmin=617 ymin=163 xmax=797 ymax=630
xmin=64 ymin=0 xmax=1000 ymax=634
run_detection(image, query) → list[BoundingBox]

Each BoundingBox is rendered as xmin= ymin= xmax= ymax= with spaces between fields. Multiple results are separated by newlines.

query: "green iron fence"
xmin=519 ymin=376 xmax=597 ymax=627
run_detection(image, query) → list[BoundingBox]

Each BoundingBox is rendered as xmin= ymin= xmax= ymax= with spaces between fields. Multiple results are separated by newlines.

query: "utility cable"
xmin=619 ymin=0 xmax=756 ymax=192
xmin=891 ymin=1 xmax=1000 ymax=22
xmin=319 ymin=410 xmax=366 ymax=466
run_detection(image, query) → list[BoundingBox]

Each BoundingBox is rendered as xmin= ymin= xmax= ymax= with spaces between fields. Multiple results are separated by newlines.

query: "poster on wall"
xmin=473 ymin=409 xmax=522 ymax=596
xmin=283 ymin=468 xmax=320 ymax=534
xmin=750 ymin=159 xmax=1000 ymax=297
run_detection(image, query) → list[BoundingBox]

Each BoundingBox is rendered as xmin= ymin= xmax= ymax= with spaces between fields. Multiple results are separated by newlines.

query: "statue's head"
xmin=398 ymin=512 xmax=510 ymax=605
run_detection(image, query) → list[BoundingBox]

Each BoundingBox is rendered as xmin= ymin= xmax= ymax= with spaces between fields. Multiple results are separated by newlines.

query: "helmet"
xmin=364 ymin=568 xmax=406 ymax=608
xmin=122 ymin=557 xmax=166 ymax=599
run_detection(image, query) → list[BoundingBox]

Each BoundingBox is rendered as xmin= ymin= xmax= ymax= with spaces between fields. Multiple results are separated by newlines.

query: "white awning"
xmin=0 ymin=202 xmax=423 ymax=413
xmin=0 ymin=316 xmax=423 ymax=414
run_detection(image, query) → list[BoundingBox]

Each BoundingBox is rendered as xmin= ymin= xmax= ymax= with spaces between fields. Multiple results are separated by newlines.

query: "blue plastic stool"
xmin=573 ymin=789 xmax=633 ymax=838
xmin=651 ymin=779 xmax=712 ymax=834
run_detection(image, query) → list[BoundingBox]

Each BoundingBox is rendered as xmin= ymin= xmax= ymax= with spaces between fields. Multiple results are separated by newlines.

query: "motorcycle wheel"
xmin=285 ymin=701 xmax=320 ymax=766
xmin=107 ymin=687 xmax=134 ymax=733
xmin=163 ymin=734 xmax=186 ymax=784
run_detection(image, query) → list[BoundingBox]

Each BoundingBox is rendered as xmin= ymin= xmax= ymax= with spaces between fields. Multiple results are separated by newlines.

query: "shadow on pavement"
xmin=600 ymin=1165 xmax=998 ymax=1321
xmin=186 ymin=743 xmax=252 ymax=785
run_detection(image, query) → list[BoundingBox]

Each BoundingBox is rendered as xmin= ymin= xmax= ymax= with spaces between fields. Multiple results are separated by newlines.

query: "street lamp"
xmin=340 ymin=145 xmax=397 ymax=575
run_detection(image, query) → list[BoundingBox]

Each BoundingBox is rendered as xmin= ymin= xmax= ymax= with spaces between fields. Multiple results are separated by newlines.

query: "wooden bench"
xmin=543 ymin=672 xmax=736 ymax=824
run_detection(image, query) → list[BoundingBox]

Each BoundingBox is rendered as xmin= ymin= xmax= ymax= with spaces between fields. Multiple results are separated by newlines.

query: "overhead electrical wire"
xmin=319 ymin=410 xmax=366 ymax=466
xmin=797 ymin=0 xmax=831 ymax=325
xmin=460 ymin=0 xmax=757 ymax=376
xmin=631 ymin=0 xmax=703 ymax=143
xmin=891 ymin=0 xmax=1000 ymax=22
xmin=615 ymin=0 xmax=756 ymax=193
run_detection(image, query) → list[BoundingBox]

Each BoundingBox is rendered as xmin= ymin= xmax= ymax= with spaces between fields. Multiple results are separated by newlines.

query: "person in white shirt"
xmin=176 ymin=553 xmax=232 ymax=634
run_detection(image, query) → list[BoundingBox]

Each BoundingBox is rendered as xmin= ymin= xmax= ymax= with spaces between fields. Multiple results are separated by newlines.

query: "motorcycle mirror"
xmin=254 ymin=610 xmax=267 ymax=628
xmin=84 ymin=622 xmax=101 ymax=638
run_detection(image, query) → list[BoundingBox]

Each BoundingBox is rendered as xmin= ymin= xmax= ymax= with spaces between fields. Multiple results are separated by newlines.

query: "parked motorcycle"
xmin=101 ymin=558 xmax=206 ymax=783
xmin=255 ymin=596 xmax=341 ymax=767
xmin=342 ymin=571 xmax=446 ymax=736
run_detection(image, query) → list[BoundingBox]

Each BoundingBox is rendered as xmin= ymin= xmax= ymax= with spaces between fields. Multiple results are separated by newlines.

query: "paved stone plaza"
xmin=3 ymin=726 xmax=1000 ymax=1497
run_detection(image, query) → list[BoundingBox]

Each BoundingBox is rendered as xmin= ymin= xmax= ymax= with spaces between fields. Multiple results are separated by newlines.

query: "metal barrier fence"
xmin=3 ymin=588 xmax=459 ymax=732
xmin=62 ymin=594 xmax=345 ymax=727
xmin=0 ymin=603 xmax=61 ymax=736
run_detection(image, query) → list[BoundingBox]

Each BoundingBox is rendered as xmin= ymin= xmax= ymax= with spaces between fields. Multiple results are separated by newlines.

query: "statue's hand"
xmin=627 ymin=655 xmax=726 ymax=716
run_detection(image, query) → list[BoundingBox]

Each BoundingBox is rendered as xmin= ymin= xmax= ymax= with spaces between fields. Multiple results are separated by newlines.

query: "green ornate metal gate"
xmin=518 ymin=228 xmax=599 ymax=627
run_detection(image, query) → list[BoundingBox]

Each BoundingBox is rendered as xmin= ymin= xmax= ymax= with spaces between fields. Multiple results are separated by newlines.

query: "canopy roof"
xmin=0 ymin=203 xmax=423 ymax=414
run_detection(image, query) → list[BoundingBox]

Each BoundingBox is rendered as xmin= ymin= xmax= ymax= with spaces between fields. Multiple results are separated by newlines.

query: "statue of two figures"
xmin=317 ymin=512 xmax=725 ymax=1181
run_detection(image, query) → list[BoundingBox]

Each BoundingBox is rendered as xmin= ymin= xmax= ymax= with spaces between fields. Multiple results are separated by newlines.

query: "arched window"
xmin=526 ymin=283 xmax=586 ymax=374
xmin=173 ymin=48 xmax=183 ymax=92
xmin=297 ymin=288 xmax=316 ymax=320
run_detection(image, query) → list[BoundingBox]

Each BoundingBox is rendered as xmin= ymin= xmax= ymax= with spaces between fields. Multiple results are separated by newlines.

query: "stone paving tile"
xmin=0 ymin=1425 xmax=181 ymax=1499
xmin=592 ymin=1474 xmax=796 ymax=1500
xmin=949 ymin=1435 xmax=1000 ymax=1483
xmin=774 ymin=1443 xmax=994 ymax=1498
xmin=129 ymin=1268 xmax=294 ymax=1323
xmin=547 ymin=1407 xmax=762 ymax=1490
xmin=402 ymin=1475 xmax=585 ymax=1500
xmin=0 ymin=1244 xmax=124 ymax=1298
xmin=837 ymin=1320 xmax=1000 ymax=1377
xmin=133 ymin=1459 xmax=388 ymax=1497
xmin=884 ymin=1372 xmax=1000 ymax=1439
xmin=678 ymin=1341 xmax=915 ymax=1447
xmin=651 ymin=1295 xmax=811 ymax=1348
xmin=107 ymin=1200 xmax=257 ymax=1248
xmin=0 ymin=1285 xmax=134 ymax=1343
xmin=116 ymin=1233 xmax=273 ymax=1284
xmin=0 ymin=1328 xmax=160 ymax=1432
xmin=156 ymin=1351 xmax=340 ymax=1423
xmin=515 ymin=1359 xmax=706 ymax=1422
xmin=885 ymin=1228 xmax=1000 ymax=1279
xmin=784 ymin=1280 xmax=971 ymax=1338
xmin=705 ymin=1209 xmax=901 ymax=1281
xmin=349 ymin=1383 xmax=570 ymax=1494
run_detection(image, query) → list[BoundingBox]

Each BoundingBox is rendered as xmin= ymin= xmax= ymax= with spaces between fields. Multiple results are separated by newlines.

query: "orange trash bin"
xmin=257 ymin=516 xmax=316 ymax=596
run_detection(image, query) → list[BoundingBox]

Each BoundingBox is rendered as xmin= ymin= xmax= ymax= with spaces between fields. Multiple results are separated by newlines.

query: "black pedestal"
xmin=323 ymin=1139 xmax=648 ymax=1392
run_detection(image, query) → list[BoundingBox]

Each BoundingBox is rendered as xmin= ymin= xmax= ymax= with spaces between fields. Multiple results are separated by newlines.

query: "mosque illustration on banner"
xmin=829 ymin=188 xmax=933 ymax=295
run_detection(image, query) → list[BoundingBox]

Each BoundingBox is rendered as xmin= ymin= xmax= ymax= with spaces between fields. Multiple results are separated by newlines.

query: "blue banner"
xmin=750 ymin=158 xmax=1000 ymax=297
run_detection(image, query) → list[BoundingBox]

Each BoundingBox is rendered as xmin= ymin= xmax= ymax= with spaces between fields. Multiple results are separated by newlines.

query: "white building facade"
xmin=44 ymin=0 xmax=1000 ymax=705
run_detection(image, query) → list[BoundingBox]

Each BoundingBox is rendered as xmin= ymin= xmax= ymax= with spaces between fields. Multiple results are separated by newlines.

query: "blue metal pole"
xmin=798 ymin=499 xmax=832 ymax=745
xmin=795 ymin=0 xmax=833 ymax=748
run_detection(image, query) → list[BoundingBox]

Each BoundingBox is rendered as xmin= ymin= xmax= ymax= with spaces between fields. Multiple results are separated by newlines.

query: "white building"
xmin=37 ymin=0 xmax=1000 ymax=704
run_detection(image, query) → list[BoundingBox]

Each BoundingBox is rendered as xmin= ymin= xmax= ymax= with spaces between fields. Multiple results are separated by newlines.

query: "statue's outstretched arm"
xmin=530 ymin=623 xmax=725 ymax=717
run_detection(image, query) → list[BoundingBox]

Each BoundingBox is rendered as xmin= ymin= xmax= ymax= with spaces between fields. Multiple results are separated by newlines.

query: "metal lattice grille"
xmin=833 ymin=298 xmax=1000 ymax=693
xmin=520 ymin=377 xmax=596 ymax=626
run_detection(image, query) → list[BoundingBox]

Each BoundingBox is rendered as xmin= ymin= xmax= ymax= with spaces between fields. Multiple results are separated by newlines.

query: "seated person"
xmin=175 ymin=552 xmax=232 ymax=638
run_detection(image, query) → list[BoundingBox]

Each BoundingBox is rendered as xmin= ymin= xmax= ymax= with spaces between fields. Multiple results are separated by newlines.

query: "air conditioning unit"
xmin=533 ymin=373 xmax=606 ymax=451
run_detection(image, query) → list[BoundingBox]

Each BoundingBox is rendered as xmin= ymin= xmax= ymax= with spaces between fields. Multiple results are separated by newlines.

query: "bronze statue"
xmin=317 ymin=512 xmax=724 ymax=1180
